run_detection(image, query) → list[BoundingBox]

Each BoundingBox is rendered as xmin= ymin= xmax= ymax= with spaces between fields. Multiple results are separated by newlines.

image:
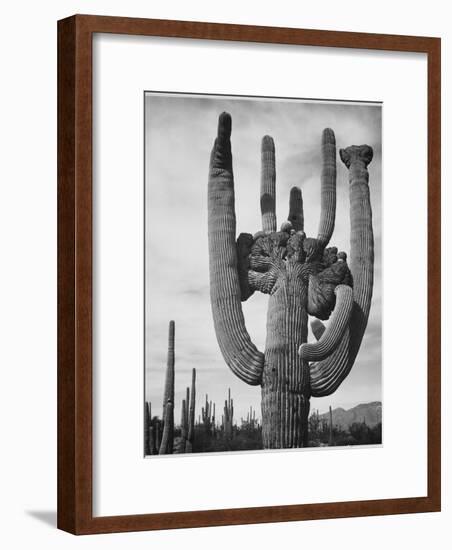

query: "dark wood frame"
xmin=58 ymin=14 xmax=441 ymax=535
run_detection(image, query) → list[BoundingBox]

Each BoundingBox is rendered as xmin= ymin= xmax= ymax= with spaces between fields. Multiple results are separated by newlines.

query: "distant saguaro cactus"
xmin=208 ymin=112 xmax=374 ymax=448
xmin=180 ymin=398 xmax=188 ymax=448
xmin=223 ymin=388 xmax=234 ymax=440
xmin=159 ymin=320 xmax=175 ymax=454
xmin=186 ymin=368 xmax=196 ymax=452
xmin=328 ymin=405 xmax=334 ymax=446
xmin=201 ymin=395 xmax=214 ymax=434
xmin=144 ymin=401 xmax=150 ymax=455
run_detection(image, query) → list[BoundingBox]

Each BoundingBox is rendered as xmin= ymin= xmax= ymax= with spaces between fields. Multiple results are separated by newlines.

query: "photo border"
xmin=143 ymin=89 xmax=384 ymax=458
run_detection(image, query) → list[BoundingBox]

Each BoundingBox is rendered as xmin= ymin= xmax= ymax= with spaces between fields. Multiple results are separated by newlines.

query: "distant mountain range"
xmin=317 ymin=402 xmax=382 ymax=429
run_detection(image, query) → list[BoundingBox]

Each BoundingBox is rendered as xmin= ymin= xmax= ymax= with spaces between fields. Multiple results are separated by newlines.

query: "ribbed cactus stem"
xmin=185 ymin=386 xmax=190 ymax=434
xmin=159 ymin=400 xmax=174 ymax=454
xmin=186 ymin=368 xmax=196 ymax=453
xmin=309 ymin=145 xmax=374 ymax=398
xmin=260 ymin=135 xmax=276 ymax=233
xmin=208 ymin=113 xmax=264 ymax=385
xmin=261 ymin=269 xmax=310 ymax=448
xmin=342 ymin=145 xmax=374 ymax=359
xmin=223 ymin=388 xmax=234 ymax=439
xmin=328 ymin=405 xmax=333 ymax=446
xmin=201 ymin=393 xmax=213 ymax=434
xmin=288 ymin=186 xmax=304 ymax=231
xmin=230 ymin=399 xmax=234 ymax=426
xmin=162 ymin=320 xmax=175 ymax=424
xmin=159 ymin=321 xmax=175 ymax=454
xmin=155 ymin=421 xmax=160 ymax=450
xmin=149 ymin=425 xmax=155 ymax=455
xmin=180 ymin=398 xmax=188 ymax=449
xmin=144 ymin=401 xmax=150 ymax=455
xmin=300 ymin=285 xmax=353 ymax=361
xmin=317 ymin=128 xmax=337 ymax=245
xmin=148 ymin=402 xmax=156 ymax=455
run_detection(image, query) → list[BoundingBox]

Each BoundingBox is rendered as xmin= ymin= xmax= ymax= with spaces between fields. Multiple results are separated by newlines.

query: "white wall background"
xmin=0 ymin=0 xmax=448 ymax=547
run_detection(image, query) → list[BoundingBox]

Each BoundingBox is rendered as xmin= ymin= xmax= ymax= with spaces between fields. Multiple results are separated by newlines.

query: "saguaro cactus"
xmin=159 ymin=320 xmax=175 ymax=454
xmin=328 ymin=405 xmax=334 ymax=446
xmin=201 ymin=395 xmax=213 ymax=434
xmin=223 ymin=388 xmax=234 ymax=440
xmin=208 ymin=113 xmax=374 ymax=448
xmin=144 ymin=401 xmax=150 ymax=455
xmin=180 ymin=398 xmax=188 ymax=448
xmin=186 ymin=368 xmax=196 ymax=452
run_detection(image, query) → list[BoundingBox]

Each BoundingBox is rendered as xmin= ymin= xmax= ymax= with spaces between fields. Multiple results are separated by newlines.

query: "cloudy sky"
xmin=145 ymin=92 xmax=382 ymax=425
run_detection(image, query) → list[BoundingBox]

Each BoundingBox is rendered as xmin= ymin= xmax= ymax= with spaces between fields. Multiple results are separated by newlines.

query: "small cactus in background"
xmin=155 ymin=420 xmax=161 ymax=451
xmin=159 ymin=321 xmax=175 ymax=454
xmin=186 ymin=368 xmax=196 ymax=452
xmin=144 ymin=402 xmax=159 ymax=455
xmin=223 ymin=388 xmax=234 ymax=440
xmin=208 ymin=113 xmax=374 ymax=448
xmin=246 ymin=405 xmax=256 ymax=430
xmin=144 ymin=400 xmax=150 ymax=455
xmin=201 ymin=395 xmax=214 ymax=434
xmin=146 ymin=402 xmax=159 ymax=455
xmin=328 ymin=405 xmax=334 ymax=446
xmin=148 ymin=422 xmax=156 ymax=455
xmin=212 ymin=402 xmax=216 ymax=436
xmin=180 ymin=398 xmax=188 ymax=449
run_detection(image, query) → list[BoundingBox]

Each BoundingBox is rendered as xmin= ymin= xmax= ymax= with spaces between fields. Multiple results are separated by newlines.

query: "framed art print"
xmin=58 ymin=15 xmax=440 ymax=534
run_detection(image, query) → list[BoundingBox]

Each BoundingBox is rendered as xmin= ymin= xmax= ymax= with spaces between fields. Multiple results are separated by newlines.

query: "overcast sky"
xmin=145 ymin=92 xmax=382 ymax=425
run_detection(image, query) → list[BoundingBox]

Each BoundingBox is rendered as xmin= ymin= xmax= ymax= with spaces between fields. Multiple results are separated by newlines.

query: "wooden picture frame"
xmin=58 ymin=14 xmax=441 ymax=535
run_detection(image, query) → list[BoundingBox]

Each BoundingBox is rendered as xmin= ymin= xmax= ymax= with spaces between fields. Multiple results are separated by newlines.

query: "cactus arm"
xmin=208 ymin=112 xmax=264 ymax=386
xmin=309 ymin=144 xmax=374 ymax=398
xmin=311 ymin=318 xmax=326 ymax=341
xmin=236 ymin=233 xmax=255 ymax=301
xmin=317 ymin=128 xmax=337 ymax=246
xmin=340 ymin=145 xmax=374 ymax=359
xmin=309 ymin=332 xmax=349 ymax=397
xmin=299 ymin=285 xmax=353 ymax=362
xmin=288 ymin=186 xmax=304 ymax=231
xmin=260 ymin=135 xmax=277 ymax=233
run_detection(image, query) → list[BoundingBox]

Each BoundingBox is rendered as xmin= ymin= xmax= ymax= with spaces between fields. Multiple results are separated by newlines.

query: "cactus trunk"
xmin=261 ymin=274 xmax=310 ymax=448
xmin=159 ymin=321 xmax=175 ymax=454
xmin=149 ymin=425 xmax=156 ymax=455
xmin=328 ymin=405 xmax=333 ymax=446
xmin=186 ymin=368 xmax=196 ymax=452
xmin=144 ymin=401 xmax=150 ymax=455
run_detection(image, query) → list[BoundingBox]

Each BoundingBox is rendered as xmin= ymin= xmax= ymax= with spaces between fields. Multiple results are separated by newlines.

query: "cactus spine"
xmin=159 ymin=320 xmax=175 ymax=454
xmin=208 ymin=113 xmax=374 ymax=448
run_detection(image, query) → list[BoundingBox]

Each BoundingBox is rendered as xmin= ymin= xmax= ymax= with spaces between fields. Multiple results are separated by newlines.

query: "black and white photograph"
xmin=144 ymin=92 xmax=382 ymax=455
